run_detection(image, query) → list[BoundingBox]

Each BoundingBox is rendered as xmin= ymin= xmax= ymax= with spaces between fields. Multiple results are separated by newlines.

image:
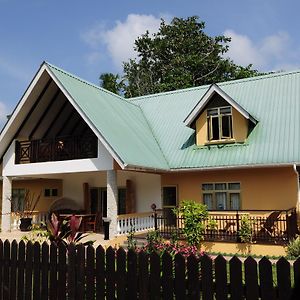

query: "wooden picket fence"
xmin=0 ymin=239 xmax=300 ymax=299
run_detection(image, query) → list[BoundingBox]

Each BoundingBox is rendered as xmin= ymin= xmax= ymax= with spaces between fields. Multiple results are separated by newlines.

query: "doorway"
xmin=162 ymin=186 xmax=177 ymax=226
xmin=90 ymin=187 xmax=127 ymax=217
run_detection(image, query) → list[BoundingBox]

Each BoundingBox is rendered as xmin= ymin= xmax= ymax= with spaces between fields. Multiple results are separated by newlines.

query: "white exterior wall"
xmin=61 ymin=170 xmax=162 ymax=213
xmin=117 ymin=171 xmax=162 ymax=212
xmin=2 ymin=139 xmax=113 ymax=177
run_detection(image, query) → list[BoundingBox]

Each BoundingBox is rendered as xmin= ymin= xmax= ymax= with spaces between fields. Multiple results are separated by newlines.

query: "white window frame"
xmin=207 ymin=106 xmax=233 ymax=141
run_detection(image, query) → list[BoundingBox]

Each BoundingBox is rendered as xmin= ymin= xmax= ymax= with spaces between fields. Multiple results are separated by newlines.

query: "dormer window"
xmin=207 ymin=106 xmax=233 ymax=141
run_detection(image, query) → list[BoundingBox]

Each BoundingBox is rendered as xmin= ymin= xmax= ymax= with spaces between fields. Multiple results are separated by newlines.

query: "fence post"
xmin=151 ymin=204 xmax=158 ymax=231
xmin=236 ymin=210 xmax=240 ymax=242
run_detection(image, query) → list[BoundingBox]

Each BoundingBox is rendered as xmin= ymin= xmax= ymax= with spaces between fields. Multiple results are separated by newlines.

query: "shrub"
xmin=238 ymin=215 xmax=253 ymax=243
xmin=286 ymin=236 xmax=300 ymax=259
xmin=174 ymin=200 xmax=208 ymax=247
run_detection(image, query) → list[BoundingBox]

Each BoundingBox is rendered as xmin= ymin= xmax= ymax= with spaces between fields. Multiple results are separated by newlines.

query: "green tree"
xmin=101 ymin=16 xmax=261 ymax=97
xmin=99 ymin=73 xmax=124 ymax=95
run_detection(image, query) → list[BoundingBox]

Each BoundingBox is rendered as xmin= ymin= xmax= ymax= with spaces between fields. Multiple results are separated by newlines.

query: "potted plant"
xmin=12 ymin=190 xmax=41 ymax=231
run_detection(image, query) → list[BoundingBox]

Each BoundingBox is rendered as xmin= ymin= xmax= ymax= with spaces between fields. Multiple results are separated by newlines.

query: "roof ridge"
xmin=130 ymin=68 xmax=300 ymax=102
xmin=44 ymin=62 xmax=140 ymax=108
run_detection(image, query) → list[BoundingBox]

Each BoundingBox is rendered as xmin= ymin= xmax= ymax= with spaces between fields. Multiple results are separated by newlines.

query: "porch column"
xmin=1 ymin=176 xmax=12 ymax=232
xmin=107 ymin=170 xmax=118 ymax=238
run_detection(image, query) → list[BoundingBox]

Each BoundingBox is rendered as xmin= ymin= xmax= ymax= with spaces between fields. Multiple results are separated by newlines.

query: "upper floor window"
xmin=207 ymin=106 xmax=233 ymax=141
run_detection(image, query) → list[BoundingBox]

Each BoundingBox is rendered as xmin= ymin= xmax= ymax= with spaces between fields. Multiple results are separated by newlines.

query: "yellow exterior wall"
xmin=0 ymin=179 xmax=62 ymax=212
xmin=195 ymin=107 xmax=249 ymax=145
xmin=232 ymin=108 xmax=248 ymax=142
xmin=202 ymin=241 xmax=286 ymax=256
xmin=162 ymin=166 xmax=298 ymax=210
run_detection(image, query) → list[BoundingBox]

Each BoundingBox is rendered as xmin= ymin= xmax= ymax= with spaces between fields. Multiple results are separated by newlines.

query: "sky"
xmin=0 ymin=0 xmax=300 ymax=128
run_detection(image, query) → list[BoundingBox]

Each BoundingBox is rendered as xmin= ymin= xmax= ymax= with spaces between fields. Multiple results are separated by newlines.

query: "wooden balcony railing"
xmin=154 ymin=208 xmax=298 ymax=245
xmin=15 ymin=135 xmax=98 ymax=164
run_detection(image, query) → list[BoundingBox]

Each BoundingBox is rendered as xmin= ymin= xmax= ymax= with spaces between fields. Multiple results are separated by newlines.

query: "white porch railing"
xmin=117 ymin=211 xmax=159 ymax=235
xmin=11 ymin=211 xmax=48 ymax=230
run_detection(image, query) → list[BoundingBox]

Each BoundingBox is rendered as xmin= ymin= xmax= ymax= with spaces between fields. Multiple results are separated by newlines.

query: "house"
xmin=0 ymin=62 xmax=299 ymax=249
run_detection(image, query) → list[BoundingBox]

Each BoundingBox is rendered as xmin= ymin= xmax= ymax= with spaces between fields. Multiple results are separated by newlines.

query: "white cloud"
xmin=224 ymin=29 xmax=299 ymax=71
xmin=82 ymin=14 xmax=162 ymax=69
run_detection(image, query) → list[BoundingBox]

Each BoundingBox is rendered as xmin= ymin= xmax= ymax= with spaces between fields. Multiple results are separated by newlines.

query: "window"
xmin=202 ymin=182 xmax=240 ymax=210
xmin=11 ymin=188 xmax=26 ymax=212
xmin=44 ymin=188 xmax=58 ymax=197
xmin=207 ymin=106 xmax=233 ymax=141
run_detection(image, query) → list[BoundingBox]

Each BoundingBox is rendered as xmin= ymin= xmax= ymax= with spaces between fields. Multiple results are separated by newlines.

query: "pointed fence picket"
xmin=0 ymin=239 xmax=298 ymax=299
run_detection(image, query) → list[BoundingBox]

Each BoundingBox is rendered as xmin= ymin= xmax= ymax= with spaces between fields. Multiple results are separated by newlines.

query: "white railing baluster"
xmin=116 ymin=211 xmax=158 ymax=235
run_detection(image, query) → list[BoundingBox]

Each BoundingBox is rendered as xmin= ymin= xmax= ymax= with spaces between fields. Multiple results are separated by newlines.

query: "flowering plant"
xmin=140 ymin=240 xmax=204 ymax=258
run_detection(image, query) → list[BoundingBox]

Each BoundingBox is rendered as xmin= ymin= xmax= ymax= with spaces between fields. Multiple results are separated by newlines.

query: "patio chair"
xmin=255 ymin=210 xmax=282 ymax=241
xmin=218 ymin=221 xmax=236 ymax=240
xmin=84 ymin=212 xmax=101 ymax=232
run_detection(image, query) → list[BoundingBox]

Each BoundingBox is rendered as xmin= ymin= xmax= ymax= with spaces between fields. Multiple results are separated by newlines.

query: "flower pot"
xmin=19 ymin=217 xmax=32 ymax=231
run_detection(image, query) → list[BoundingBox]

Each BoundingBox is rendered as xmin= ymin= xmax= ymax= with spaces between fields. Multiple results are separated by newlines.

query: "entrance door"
xmin=162 ymin=186 xmax=177 ymax=226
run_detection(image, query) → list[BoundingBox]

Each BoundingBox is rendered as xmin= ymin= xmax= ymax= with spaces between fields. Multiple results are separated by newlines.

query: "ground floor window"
xmin=11 ymin=188 xmax=26 ymax=212
xmin=202 ymin=182 xmax=241 ymax=210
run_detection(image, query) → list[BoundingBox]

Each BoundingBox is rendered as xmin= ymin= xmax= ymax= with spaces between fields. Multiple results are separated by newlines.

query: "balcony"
xmin=15 ymin=135 xmax=98 ymax=164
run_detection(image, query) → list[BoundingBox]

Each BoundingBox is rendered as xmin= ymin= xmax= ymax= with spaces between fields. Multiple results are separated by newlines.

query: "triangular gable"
xmin=0 ymin=62 xmax=169 ymax=171
xmin=184 ymin=84 xmax=257 ymax=127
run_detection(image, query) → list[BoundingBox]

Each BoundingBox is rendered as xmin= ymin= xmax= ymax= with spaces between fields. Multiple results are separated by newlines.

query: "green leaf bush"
xmin=174 ymin=200 xmax=208 ymax=247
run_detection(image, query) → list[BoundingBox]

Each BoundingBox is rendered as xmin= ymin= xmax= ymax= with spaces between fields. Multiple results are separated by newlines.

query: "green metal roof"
xmin=46 ymin=63 xmax=300 ymax=170
xmin=46 ymin=63 xmax=169 ymax=170
xmin=132 ymin=71 xmax=300 ymax=169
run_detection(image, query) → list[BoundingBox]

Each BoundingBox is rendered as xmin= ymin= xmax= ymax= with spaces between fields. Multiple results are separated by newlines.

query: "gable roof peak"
xmin=184 ymin=83 xmax=257 ymax=127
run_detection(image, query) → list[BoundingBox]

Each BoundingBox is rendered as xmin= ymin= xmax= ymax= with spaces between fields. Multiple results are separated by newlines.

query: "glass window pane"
xmin=215 ymin=183 xmax=226 ymax=190
xmin=207 ymin=108 xmax=218 ymax=116
xmin=220 ymin=107 xmax=231 ymax=114
xmin=216 ymin=192 xmax=227 ymax=210
xmin=230 ymin=193 xmax=240 ymax=210
xmin=203 ymin=194 xmax=213 ymax=210
xmin=212 ymin=117 xmax=220 ymax=140
xmin=228 ymin=183 xmax=240 ymax=190
xmin=118 ymin=188 xmax=126 ymax=215
xmin=163 ymin=187 xmax=177 ymax=206
xmin=202 ymin=184 xmax=213 ymax=190
xmin=221 ymin=115 xmax=232 ymax=138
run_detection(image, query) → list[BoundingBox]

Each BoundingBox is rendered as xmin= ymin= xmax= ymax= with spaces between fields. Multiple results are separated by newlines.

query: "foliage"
xmin=99 ymin=73 xmax=124 ymax=95
xmin=127 ymin=225 xmax=137 ymax=250
xmin=146 ymin=230 xmax=162 ymax=252
xmin=174 ymin=200 xmax=209 ymax=247
xmin=286 ymin=236 xmax=300 ymax=259
xmin=22 ymin=213 xmax=94 ymax=246
xmin=11 ymin=190 xmax=41 ymax=218
xmin=100 ymin=16 xmax=262 ymax=97
xmin=21 ymin=224 xmax=50 ymax=244
xmin=238 ymin=215 xmax=253 ymax=243
xmin=207 ymin=219 xmax=218 ymax=231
